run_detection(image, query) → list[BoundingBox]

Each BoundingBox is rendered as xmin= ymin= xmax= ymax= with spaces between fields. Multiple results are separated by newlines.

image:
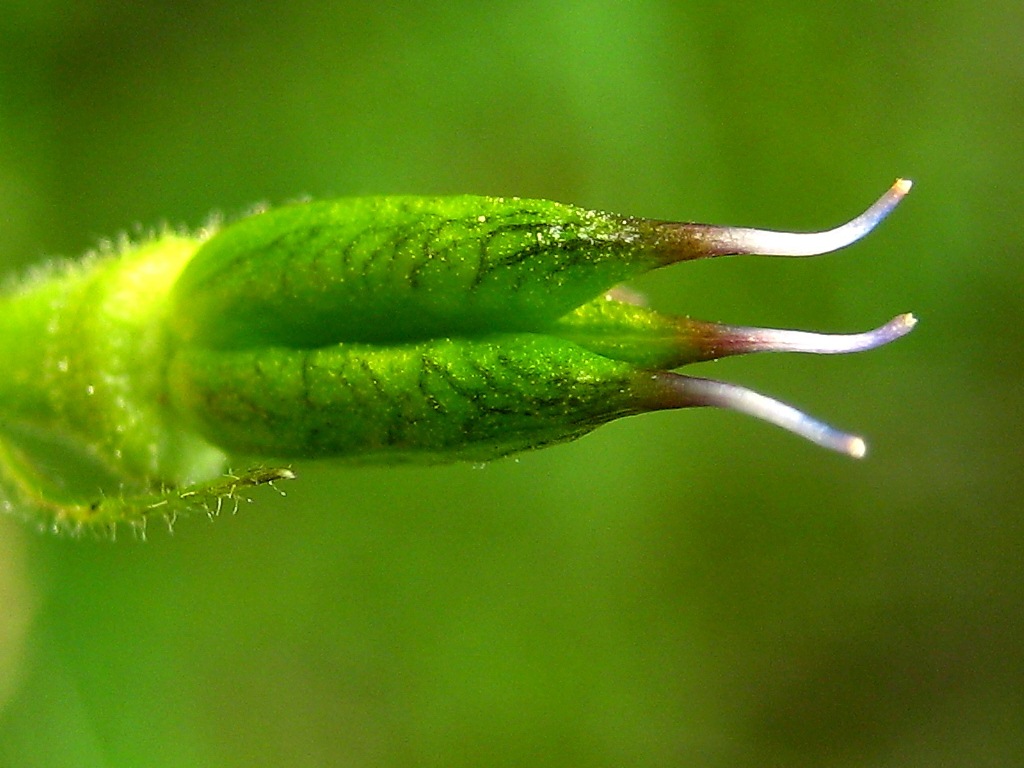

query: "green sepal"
xmin=549 ymin=295 xmax=707 ymax=369
xmin=169 ymin=196 xmax=658 ymax=350
xmin=168 ymin=333 xmax=645 ymax=462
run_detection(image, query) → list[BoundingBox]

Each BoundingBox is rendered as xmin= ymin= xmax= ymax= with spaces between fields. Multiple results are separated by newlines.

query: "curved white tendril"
xmin=709 ymin=313 xmax=917 ymax=356
xmin=700 ymin=178 xmax=912 ymax=257
xmin=663 ymin=374 xmax=868 ymax=458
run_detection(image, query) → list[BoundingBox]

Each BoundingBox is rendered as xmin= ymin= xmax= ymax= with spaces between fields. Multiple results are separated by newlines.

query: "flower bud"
xmin=169 ymin=180 xmax=914 ymax=461
xmin=0 ymin=180 xmax=915 ymax=531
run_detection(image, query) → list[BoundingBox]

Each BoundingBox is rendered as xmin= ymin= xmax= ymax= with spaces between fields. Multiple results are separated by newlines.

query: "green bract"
xmin=0 ymin=183 xmax=914 ymax=534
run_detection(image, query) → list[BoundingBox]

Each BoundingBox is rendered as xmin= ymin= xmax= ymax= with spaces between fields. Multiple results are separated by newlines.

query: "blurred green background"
xmin=1 ymin=1 xmax=1021 ymax=766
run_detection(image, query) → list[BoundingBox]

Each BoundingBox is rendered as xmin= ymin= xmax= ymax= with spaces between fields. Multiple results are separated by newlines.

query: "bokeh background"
xmin=1 ymin=2 xmax=1021 ymax=766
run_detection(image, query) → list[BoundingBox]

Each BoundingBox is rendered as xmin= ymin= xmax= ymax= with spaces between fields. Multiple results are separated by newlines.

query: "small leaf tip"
xmin=892 ymin=312 xmax=917 ymax=335
xmin=894 ymin=178 xmax=913 ymax=195
xmin=843 ymin=436 xmax=868 ymax=460
xmin=847 ymin=437 xmax=868 ymax=459
xmin=862 ymin=312 xmax=917 ymax=349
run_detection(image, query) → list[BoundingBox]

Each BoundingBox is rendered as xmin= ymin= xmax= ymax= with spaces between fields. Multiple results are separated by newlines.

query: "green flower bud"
xmin=0 ymin=181 xmax=914 ymax=533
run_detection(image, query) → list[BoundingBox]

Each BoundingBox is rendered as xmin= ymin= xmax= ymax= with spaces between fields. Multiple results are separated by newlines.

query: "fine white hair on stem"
xmin=692 ymin=178 xmax=912 ymax=257
xmin=656 ymin=373 xmax=868 ymax=458
xmin=699 ymin=313 xmax=917 ymax=358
